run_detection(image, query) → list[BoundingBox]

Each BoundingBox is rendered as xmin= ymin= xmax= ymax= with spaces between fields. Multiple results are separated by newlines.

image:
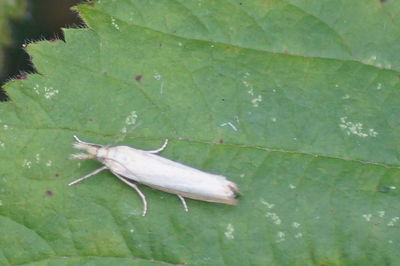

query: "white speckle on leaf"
xmin=276 ymin=231 xmax=286 ymax=243
xmin=46 ymin=160 xmax=52 ymax=167
xmin=260 ymin=199 xmax=274 ymax=209
xmin=153 ymin=73 xmax=161 ymax=80
xmin=289 ymin=184 xmax=296 ymax=189
xmin=266 ymin=212 xmax=281 ymax=225
xmin=125 ymin=111 xmax=138 ymax=125
xmin=335 ymin=84 xmax=339 ymax=87
xmin=243 ymin=81 xmax=250 ymax=88
xmin=362 ymin=214 xmax=372 ymax=222
xmin=339 ymin=117 xmax=378 ymax=137
xmin=368 ymin=128 xmax=378 ymax=137
xmin=387 ymin=217 xmax=399 ymax=227
xmin=239 ymin=173 xmax=245 ymax=178
xmin=251 ymin=95 xmax=262 ymax=107
xmin=224 ymin=223 xmax=234 ymax=239
xmin=0 ymin=200 xmax=2 ymax=206
xmin=294 ymin=232 xmax=303 ymax=239
xmin=388 ymin=240 xmax=393 ymax=244
xmin=23 ymin=160 xmax=32 ymax=169
xmin=377 ymin=211 xmax=385 ymax=218
xmin=342 ymin=94 xmax=350 ymax=99
xmin=130 ymin=229 xmax=134 ymax=233
xmin=210 ymin=44 xmax=214 ymax=48
xmin=377 ymin=83 xmax=382 ymax=90
xmin=44 ymin=87 xmax=59 ymax=99
xmin=220 ymin=122 xmax=237 ymax=131
xmin=389 ymin=186 xmax=396 ymax=190
xmin=292 ymin=222 xmax=301 ymax=228
xmin=247 ymin=88 xmax=253 ymax=94
xmin=111 ymin=17 xmax=120 ymax=30
xmin=271 ymin=117 xmax=277 ymax=122
xmin=35 ymin=153 xmax=40 ymax=163
xmin=272 ymin=89 xmax=276 ymax=93
xmin=3 ymin=125 xmax=9 ymax=130
xmin=33 ymin=84 xmax=40 ymax=94
xmin=178 ymin=42 xmax=183 ymax=46
xmin=0 ymin=141 xmax=4 ymax=148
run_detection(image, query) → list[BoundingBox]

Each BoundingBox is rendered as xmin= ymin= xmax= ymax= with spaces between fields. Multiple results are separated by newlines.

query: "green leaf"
xmin=1 ymin=0 xmax=400 ymax=264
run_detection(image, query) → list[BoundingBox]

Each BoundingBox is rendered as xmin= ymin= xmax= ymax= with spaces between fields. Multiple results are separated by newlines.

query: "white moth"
xmin=69 ymin=136 xmax=240 ymax=216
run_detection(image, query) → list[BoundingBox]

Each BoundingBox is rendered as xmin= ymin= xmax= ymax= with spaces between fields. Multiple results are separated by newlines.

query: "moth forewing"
xmin=70 ymin=136 xmax=240 ymax=216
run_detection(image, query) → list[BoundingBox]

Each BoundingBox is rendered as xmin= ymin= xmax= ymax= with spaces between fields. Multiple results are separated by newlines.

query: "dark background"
xmin=0 ymin=0 xmax=84 ymax=101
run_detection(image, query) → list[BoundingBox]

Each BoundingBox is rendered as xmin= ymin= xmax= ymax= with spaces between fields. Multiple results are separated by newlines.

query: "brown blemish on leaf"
xmin=16 ymin=74 xmax=27 ymax=80
xmin=135 ymin=75 xmax=143 ymax=82
xmin=46 ymin=190 xmax=54 ymax=196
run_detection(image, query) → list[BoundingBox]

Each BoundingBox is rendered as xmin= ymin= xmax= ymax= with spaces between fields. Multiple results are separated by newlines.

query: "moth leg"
xmin=112 ymin=172 xmax=148 ymax=217
xmin=177 ymin=195 xmax=189 ymax=212
xmin=148 ymin=139 xmax=168 ymax=153
xmin=68 ymin=166 xmax=108 ymax=186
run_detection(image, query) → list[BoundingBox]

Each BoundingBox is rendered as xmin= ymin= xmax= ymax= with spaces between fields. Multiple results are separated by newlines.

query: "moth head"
xmin=70 ymin=135 xmax=101 ymax=160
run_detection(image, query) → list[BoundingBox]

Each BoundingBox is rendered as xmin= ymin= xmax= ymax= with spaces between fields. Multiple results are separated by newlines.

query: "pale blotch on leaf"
xmin=276 ymin=231 xmax=286 ymax=243
xmin=121 ymin=111 xmax=138 ymax=134
xmin=362 ymin=214 xmax=372 ymax=222
xmin=44 ymin=87 xmax=59 ymax=99
xmin=0 ymin=141 xmax=4 ymax=148
xmin=260 ymin=198 xmax=275 ymax=209
xmin=224 ymin=223 xmax=235 ymax=239
xmin=125 ymin=111 xmax=138 ymax=125
xmin=266 ymin=212 xmax=281 ymax=225
xmin=339 ymin=117 xmax=378 ymax=137
xmin=46 ymin=160 xmax=52 ymax=167
xmin=153 ymin=73 xmax=161 ymax=80
xmin=251 ymin=95 xmax=262 ymax=107
xmin=377 ymin=211 xmax=385 ymax=218
xmin=294 ymin=232 xmax=303 ymax=239
xmin=22 ymin=160 xmax=32 ymax=169
xmin=387 ymin=217 xmax=399 ymax=227
xmin=292 ymin=222 xmax=301 ymax=228
xmin=111 ymin=17 xmax=120 ymax=30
